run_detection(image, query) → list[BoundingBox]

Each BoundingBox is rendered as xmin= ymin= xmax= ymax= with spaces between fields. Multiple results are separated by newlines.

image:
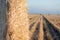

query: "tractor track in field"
xmin=29 ymin=17 xmax=40 ymax=40
xmin=43 ymin=16 xmax=60 ymax=40
xmin=31 ymin=22 xmax=40 ymax=40
xmin=29 ymin=15 xmax=60 ymax=40
xmin=29 ymin=22 xmax=36 ymax=30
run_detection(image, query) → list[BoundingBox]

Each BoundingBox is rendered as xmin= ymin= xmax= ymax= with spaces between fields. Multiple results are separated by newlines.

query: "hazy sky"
xmin=27 ymin=0 xmax=60 ymax=14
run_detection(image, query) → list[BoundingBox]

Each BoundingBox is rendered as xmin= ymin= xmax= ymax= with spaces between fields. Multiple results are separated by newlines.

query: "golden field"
xmin=29 ymin=14 xmax=60 ymax=40
xmin=44 ymin=14 xmax=60 ymax=32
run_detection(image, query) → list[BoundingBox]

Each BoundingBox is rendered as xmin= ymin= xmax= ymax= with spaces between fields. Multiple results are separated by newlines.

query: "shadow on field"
xmin=29 ymin=22 xmax=35 ymax=30
xmin=43 ymin=25 xmax=48 ymax=40
xmin=31 ymin=22 xmax=40 ymax=40
xmin=29 ymin=18 xmax=32 ymax=20
xmin=43 ymin=16 xmax=60 ymax=40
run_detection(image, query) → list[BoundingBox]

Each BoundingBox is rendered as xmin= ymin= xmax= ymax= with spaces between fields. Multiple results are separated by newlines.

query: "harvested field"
xmin=44 ymin=15 xmax=60 ymax=32
xmin=43 ymin=16 xmax=60 ymax=40
xmin=29 ymin=14 xmax=60 ymax=40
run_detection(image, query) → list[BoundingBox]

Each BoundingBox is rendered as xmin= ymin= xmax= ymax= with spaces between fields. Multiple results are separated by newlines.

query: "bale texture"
xmin=6 ymin=0 xmax=29 ymax=40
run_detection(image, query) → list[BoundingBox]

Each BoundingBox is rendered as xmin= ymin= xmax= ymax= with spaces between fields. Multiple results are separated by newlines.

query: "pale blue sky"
xmin=27 ymin=0 xmax=60 ymax=14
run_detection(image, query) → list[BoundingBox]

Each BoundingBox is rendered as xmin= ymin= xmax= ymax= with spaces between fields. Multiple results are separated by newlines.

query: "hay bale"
xmin=6 ymin=0 xmax=29 ymax=40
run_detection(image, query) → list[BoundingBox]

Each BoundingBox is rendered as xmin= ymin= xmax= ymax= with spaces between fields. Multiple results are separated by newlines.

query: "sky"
xmin=27 ymin=0 xmax=60 ymax=14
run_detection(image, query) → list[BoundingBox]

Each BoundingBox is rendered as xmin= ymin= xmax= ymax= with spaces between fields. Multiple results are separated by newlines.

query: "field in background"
xmin=29 ymin=14 xmax=60 ymax=40
xmin=44 ymin=14 xmax=60 ymax=32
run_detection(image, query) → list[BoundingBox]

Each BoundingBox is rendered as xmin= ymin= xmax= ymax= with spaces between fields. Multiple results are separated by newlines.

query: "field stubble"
xmin=29 ymin=14 xmax=60 ymax=40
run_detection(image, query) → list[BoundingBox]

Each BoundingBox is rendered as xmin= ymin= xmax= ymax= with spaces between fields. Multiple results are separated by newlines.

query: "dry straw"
xmin=6 ymin=0 xmax=29 ymax=40
xmin=38 ymin=16 xmax=44 ymax=40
